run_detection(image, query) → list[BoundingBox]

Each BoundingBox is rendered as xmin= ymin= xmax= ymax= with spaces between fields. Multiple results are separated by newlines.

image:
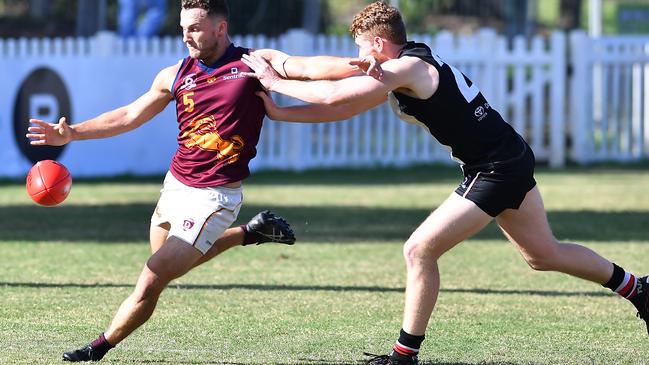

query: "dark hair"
xmin=350 ymin=1 xmax=407 ymax=44
xmin=181 ymin=0 xmax=229 ymax=20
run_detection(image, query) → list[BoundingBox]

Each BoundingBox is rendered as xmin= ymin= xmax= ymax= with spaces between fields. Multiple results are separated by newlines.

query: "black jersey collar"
xmin=398 ymin=41 xmax=432 ymax=58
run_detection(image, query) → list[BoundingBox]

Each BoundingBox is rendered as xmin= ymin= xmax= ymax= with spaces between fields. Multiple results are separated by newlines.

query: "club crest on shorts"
xmin=183 ymin=218 xmax=195 ymax=231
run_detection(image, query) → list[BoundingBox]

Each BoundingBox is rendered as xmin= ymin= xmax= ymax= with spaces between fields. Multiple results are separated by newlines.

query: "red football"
xmin=26 ymin=160 xmax=72 ymax=206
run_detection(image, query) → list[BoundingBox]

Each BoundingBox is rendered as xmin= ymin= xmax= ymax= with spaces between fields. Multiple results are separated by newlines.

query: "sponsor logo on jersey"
xmin=474 ymin=102 xmax=491 ymax=122
xmin=179 ymin=73 xmax=198 ymax=91
xmin=223 ymin=67 xmax=244 ymax=81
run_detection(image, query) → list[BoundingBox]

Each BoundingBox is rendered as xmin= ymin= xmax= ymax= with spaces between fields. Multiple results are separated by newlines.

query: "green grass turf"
xmin=1 ymin=165 xmax=648 ymax=364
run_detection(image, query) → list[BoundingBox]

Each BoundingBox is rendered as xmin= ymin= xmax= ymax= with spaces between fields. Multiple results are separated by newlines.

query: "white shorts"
xmin=151 ymin=172 xmax=243 ymax=254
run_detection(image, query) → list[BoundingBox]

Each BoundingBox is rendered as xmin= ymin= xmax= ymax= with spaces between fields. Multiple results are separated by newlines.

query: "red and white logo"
xmin=183 ymin=218 xmax=195 ymax=231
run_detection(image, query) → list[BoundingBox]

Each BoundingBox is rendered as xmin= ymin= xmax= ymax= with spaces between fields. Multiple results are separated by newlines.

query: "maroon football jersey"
xmin=170 ymin=44 xmax=265 ymax=188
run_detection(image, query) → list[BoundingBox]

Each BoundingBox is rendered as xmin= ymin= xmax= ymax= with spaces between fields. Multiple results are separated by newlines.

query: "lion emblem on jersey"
xmin=180 ymin=114 xmax=244 ymax=164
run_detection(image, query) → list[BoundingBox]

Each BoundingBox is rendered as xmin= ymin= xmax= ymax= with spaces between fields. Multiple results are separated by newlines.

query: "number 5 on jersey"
xmin=183 ymin=92 xmax=195 ymax=113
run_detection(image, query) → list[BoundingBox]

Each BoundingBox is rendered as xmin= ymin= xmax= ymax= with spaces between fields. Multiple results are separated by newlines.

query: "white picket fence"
xmin=249 ymin=29 xmax=569 ymax=170
xmin=0 ymin=30 xmax=647 ymax=178
xmin=571 ymin=32 xmax=649 ymax=163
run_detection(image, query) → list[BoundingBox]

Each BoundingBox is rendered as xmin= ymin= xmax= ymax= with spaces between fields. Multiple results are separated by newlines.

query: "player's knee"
xmin=139 ymin=264 xmax=171 ymax=295
xmin=525 ymin=257 xmax=548 ymax=271
xmin=403 ymin=239 xmax=436 ymax=268
xmin=132 ymin=277 xmax=164 ymax=305
xmin=138 ymin=284 xmax=161 ymax=304
xmin=524 ymin=252 xmax=558 ymax=271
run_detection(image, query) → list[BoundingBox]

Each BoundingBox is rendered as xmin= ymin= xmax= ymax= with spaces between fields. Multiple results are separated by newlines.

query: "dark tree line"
xmin=0 ymin=0 xmax=584 ymax=38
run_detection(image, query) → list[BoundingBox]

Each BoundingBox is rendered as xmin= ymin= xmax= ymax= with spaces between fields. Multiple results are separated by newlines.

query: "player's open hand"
xmin=350 ymin=56 xmax=384 ymax=80
xmin=241 ymin=53 xmax=281 ymax=91
xmin=26 ymin=117 xmax=73 ymax=146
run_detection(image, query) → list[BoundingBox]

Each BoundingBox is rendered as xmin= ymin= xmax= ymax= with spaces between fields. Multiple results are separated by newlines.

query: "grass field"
xmin=1 ymin=165 xmax=649 ymax=365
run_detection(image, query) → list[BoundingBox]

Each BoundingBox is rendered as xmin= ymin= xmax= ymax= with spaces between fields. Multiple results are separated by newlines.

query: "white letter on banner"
xmin=29 ymin=94 xmax=59 ymax=123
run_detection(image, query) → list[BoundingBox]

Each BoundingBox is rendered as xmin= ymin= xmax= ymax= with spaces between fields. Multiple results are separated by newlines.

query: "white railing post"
xmin=512 ymin=36 xmax=527 ymax=136
xmin=277 ymin=29 xmax=314 ymax=171
xmin=478 ymin=29 xmax=498 ymax=103
xmin=569 ymin=31 xmax=593 ymax=164
xmin=550 ymin=31 xmax=567 ymax=168
xmin=91 ymin=31 xmax=118 ymax=57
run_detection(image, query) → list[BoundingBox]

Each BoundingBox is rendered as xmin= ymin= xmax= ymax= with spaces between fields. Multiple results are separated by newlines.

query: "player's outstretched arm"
xmin=251 ymin=49 xmax=382 ymax=80
xmin=256 ymin=91 xmax=386 ymax=123
xmin=26 ymin=64 xmax=178 ymax=146
xmin=243 ymin=53 xmax=415 ymax=106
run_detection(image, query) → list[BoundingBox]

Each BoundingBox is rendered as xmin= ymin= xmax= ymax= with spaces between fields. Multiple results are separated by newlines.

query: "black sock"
xmin=603 ymin=263 xmax=640 ymax=302
xmin=89 ymin=333 xmax=114 ymax=358
xmin=391 ymin=329 xmax=424 ymax=359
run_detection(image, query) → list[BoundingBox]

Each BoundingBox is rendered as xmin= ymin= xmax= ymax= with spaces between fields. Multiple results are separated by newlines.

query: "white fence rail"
xmin=0 ymin=30 xmax=647 ymax=179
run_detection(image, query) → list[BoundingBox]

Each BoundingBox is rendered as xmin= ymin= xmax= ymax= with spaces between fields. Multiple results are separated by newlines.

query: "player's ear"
xmin=217 ymin=19 xmax=228 ymax=36
xmin=373 ymin=36 xmax=384 ymax=52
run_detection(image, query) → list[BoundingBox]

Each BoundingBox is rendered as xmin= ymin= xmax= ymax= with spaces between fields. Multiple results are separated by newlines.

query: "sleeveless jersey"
xmin=389 ymin=42 xmax=523 ymax=166
xmin=170 ymin=44 xmax=265 ymax=188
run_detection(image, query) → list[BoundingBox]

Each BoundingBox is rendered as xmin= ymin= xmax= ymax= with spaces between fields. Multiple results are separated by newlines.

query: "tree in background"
xmin=0 ymin=0 xmax=637 ymax=39
xmin=560 ymin=0 xmax=582 ymax=30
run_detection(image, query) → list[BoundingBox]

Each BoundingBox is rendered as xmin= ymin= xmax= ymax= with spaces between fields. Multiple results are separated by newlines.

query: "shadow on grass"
xmin=0 ymin=281 xmax=613 ymax=298
xmin=137 ymin=360 xmax=529 ymax=365
xmin=139 ymin=361 xmax=531 ymax=365
xmin=0 ymin=164 xmax=463 ymax=188
xmin=0 ymin=203 xmax=647 ymax=243
xmin=139 ymin=360 xmax=362 ymax=365
xmin=3 ymin=161 xmax=649 ymax=188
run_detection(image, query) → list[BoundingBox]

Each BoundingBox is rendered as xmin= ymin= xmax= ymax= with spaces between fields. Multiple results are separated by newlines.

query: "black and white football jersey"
xmin=389 ymin=41 xmax=524 ymax=166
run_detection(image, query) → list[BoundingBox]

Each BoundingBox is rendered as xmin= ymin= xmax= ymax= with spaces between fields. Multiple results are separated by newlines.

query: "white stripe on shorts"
xmin=462 ymin=172 xmax=482 ymax=198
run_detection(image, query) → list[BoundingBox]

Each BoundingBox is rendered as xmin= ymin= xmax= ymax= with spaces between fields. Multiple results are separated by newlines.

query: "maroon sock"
xmin=240 ymin=224 xmax=261 ymax=245
xmin=90 ymin=333 xmax=114 ymax=357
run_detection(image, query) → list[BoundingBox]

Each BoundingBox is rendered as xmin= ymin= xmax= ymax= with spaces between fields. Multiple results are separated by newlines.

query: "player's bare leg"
xmin=194 ymin=211 xmax=296 ymax=267
xmin=496 ymin=186 xmax=613 ymax=282
xmin=151 ymin=211 xmax=295 ymax=266
xmin=63 ymin=210 xmax=295 ymax=362
xmin=63 ymin=237 xmax=202 ymax=362
xmin=104 ymin=237 xmax=202 ymax=344
xmin=150 ymin=222 xmax=243 ymax=258
xmin=402 ymin=193 xmax=492 ymax=335
xmin=497 ymin=186 xmax=649 ymax=334
xmin=367 ymin=193 xmax=492 ymax=365
xmin=149 ymin=222 xmax=170 ymax=253
xmin=193 ymin=227 xmax=244 ymax=267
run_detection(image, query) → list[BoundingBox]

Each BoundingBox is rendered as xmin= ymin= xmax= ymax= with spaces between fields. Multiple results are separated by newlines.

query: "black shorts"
xmin=455 ymin=142 xmax=536 ymax=217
